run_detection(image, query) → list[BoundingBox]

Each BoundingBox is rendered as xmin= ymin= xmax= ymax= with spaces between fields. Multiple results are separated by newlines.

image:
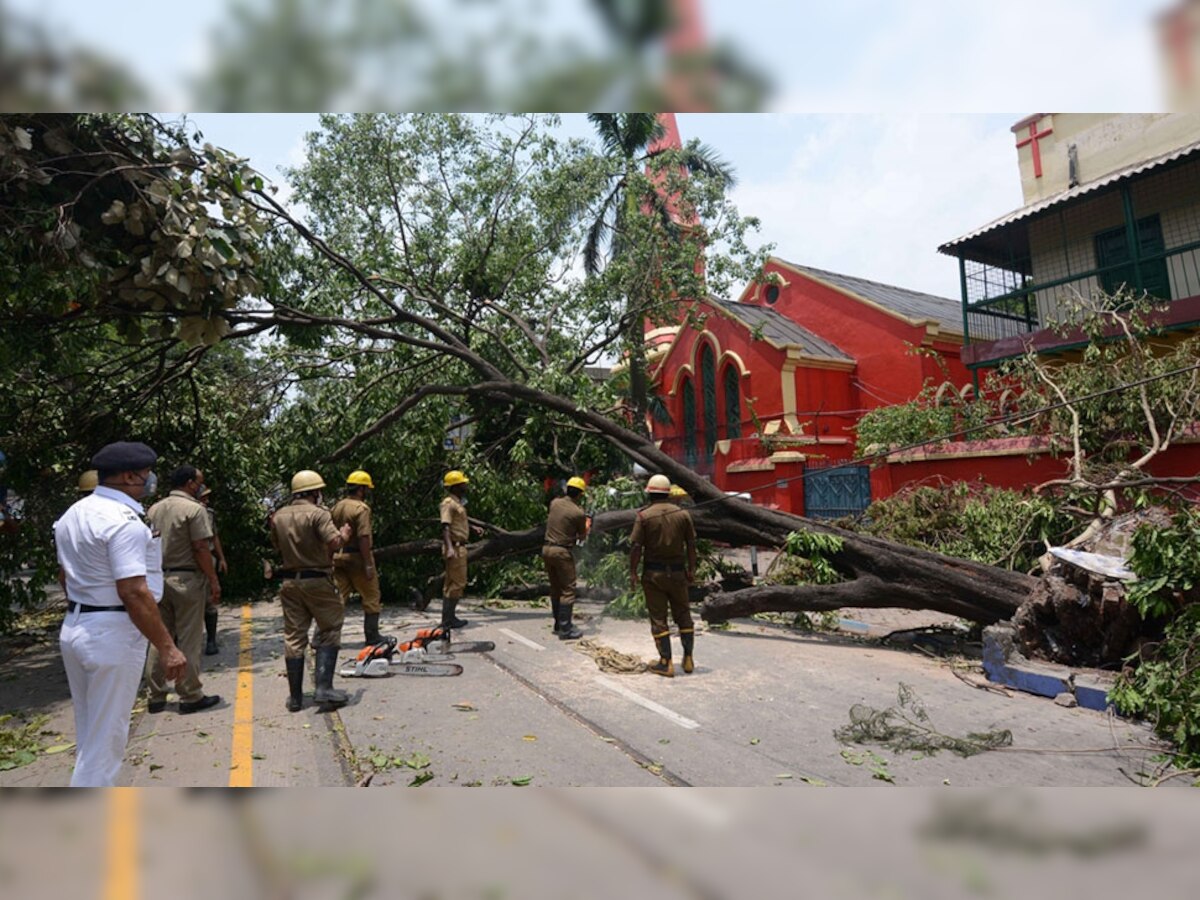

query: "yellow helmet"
xmin=566 ymin=476 xmax=587 ymax=491
xmin=669 ymin=485 xmax=688 ymax=499
xmin=443 ymin=470 xmax=469 ymax=487
xmin=646 ymin=474 xmax=671 ymax=493
xmin=77 ymin=469 xmax=99 ymax=492
xmin=291 ymin=470 xmax=326 ymax=493
xmin=346 ymin=470 xmax=375 ymax=489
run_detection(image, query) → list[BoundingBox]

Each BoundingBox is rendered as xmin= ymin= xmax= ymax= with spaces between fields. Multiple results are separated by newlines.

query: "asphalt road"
xmin=0 ymin=595 xmax=1174 ymax=788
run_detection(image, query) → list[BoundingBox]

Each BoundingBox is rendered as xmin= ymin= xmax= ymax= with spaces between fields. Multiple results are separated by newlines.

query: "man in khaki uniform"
xmin=629 ymin=474 xmax=697 ymax=678
xmin=331 ymin=470 xmax=382 ymax=646
xmin=542 ymin=476 xmax=589 ymax=640
xmin=144 ymin=465 xmax=222 ymax=713
xmin=270 ymin=470 xmax=353 ymax=712
xmin=197 ymin=486 xmax=227 ymax=656
xmin=439 ymin=470 xmax=471 ymax=630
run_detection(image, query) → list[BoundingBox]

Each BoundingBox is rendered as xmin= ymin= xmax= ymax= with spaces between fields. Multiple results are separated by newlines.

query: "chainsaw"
xmin=339 ymin=636 xmax=462 ymax=677
xmin=338 ymin=629 xmax=495 ymax=678
xmin=395 ymin=625 xmax=495 ymax=659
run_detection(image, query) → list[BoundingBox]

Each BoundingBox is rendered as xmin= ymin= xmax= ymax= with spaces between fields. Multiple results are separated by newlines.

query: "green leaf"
xmin=408 ymin=772 xmax=434 ymax=786
xmin=511 ymin=776 xmax=533 ymax=786
xmin=43 ymin=743 xmax=75 ymax=755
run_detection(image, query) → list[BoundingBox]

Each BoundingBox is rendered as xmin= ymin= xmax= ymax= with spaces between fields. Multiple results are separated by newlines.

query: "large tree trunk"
xmin=374 ymin=500 xmax=1035 ymax=625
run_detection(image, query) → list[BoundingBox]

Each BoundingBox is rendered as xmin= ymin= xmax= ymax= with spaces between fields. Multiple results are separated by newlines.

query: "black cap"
xmin=90 ymin=441 xmax=157 ymax=472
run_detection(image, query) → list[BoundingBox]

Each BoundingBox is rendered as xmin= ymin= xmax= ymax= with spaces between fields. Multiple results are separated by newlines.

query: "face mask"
xmin=140 ymin=471 xmax=158 ymax=496
xmin=194 ymin=482 xmax=207 ymax=498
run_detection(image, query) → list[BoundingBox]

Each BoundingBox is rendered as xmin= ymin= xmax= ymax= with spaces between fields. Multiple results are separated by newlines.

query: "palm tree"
xmin=584 ymin=112 xmax=734 ymax=435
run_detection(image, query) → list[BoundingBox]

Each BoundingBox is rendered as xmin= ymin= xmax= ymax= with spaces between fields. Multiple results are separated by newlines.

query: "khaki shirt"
xmin=146 ymin=490 xmax=212 ymax=569
xmin=270 ymin=499 xmax=340 ymax=570
xmin=544 ymin=496 xmax=587 ymax=547
xmin=331 ymin=497 xmax=372 ymax=543
xmin=440 ymin=494 xmax=469 ymax=543
xmin=630 ymin=501 xmax=695 ymax=564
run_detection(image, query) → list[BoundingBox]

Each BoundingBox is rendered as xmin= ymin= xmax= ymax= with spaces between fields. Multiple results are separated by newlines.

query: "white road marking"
xmin=595 ymin=676 xmax=700 ymax=730
xmin=498 ymin=628 xmax=545 ymax=651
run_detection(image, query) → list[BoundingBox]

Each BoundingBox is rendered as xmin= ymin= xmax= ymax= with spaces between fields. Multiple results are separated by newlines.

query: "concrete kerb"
xmin=982 ymin=622 xmax=1119 ymax=713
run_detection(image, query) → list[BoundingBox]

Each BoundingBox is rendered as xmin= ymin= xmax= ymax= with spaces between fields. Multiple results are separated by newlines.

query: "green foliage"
xmin=1125 ymin=509 xmax=1200 ymax=620
xmin=1111 ymin=510 xmax=1200 ymax=770
xmin=857 ymin=482 xmax=1075 ymax=571
xmin=854 ymin=384 xmax=997 ymax=456
xmin=1110 ymin=606 xmax=1200 ymax=770
xmin=776 ymin=530 xmax=844 ymax=585
xmin=0 ymin=712 xmax=53 ymax=771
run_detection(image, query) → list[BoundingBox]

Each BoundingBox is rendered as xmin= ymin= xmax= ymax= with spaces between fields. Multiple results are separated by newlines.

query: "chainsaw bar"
xmin=391 ymin=661 xmax=463 ymax=677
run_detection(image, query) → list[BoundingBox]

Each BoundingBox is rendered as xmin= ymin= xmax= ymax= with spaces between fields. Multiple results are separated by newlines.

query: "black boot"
xmin=285 ymin=657 xmax=305 ymax=712
xmin=204 ymin=606 xmax=219 ymax=655
xmin=551 ymin=598 xmax=562 ymax=634
xmin=648 ymin=634 xmax=674 ymax=677
xmin=557 ymin=603 xmax=582 ymax=640
xmin=363 ymin=612 xmax=381 ymax=646
xmin=441 ymin=597 xmax=468 ymax=630
xmin=681 ymin=629 xmax=695 ymax=674
xmin=312 ymin=646 xmax=349 ymax=707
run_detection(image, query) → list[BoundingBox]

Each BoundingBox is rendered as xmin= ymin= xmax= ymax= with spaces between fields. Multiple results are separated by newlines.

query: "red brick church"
xmin=648 ymin=257 xmax=971 ymax=515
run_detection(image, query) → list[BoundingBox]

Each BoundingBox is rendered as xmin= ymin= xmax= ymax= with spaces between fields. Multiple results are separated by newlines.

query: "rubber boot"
xmin=204 ymin=606 xmax=219 ymax=655
xmin=312 ymin=646 xmax=349 ymax=707
xmin=285 ymin=657 xmax=305 ymax=712
xmin=363 ymin=612 xmax=381 ymax=646
xmin=551 ymin=598 xmax=562 ymax=634
xmin=648 ymin=634 xmax=674 ymax=677
xmin=442 ymin=597 xmax=468 ymax=630
xmin=557 ymin=603 xmax=582 ymax=640
xmin=681 ymin=630 xmax=695 ymax=674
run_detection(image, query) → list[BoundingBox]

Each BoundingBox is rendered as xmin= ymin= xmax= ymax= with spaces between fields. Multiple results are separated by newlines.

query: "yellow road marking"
xmin=103 ymin=788 xmax=138 ymax=900
xmin=228 ymin=604 xmax=254 ymax=787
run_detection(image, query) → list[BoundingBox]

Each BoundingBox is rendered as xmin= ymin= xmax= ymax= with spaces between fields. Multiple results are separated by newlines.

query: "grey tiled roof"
xmin=777 ymin=260 xmax=964 ymax=334
xmin=709 ymin=297 xmax=854 ymax=363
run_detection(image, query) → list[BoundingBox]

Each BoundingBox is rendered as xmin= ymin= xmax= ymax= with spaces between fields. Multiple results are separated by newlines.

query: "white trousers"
xmin=60 ymin=610 xmax=148 ymax=787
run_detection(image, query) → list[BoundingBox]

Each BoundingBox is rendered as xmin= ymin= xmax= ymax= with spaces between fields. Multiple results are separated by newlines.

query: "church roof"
xmin=709 ymin=297 xmax=854 ymax=363
xmin=775 ymin=259 xmax=964 ymax=335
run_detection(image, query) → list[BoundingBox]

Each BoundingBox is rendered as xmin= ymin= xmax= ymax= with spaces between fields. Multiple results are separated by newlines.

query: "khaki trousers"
xmin=443 ymin=548 xmax=467 ymax=599
xmin=280 ymin=576 xmax=345 ymax=658
xmin=333 ymin=553 xmax=382 ymax=614
xmin=642 ymin=569 xmax=694 ymax=640
xmin=145 ymin=571 xmax=208 ymax=703
xmin=541 ymin=545 xmax=577 ymax=606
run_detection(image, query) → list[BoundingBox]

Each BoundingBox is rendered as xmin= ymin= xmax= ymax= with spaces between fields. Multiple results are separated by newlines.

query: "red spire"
xmin=649 ymin=112 xmax=684 ymax=154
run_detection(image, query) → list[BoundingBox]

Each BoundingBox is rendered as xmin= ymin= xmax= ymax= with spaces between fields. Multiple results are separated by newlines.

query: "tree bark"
xmin=374 ymin=500 xmax=1035 ymax=626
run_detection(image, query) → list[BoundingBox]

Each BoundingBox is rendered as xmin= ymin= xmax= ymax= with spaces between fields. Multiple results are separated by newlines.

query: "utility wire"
xmin=686 ymin=360 xmax=1200 ymax=513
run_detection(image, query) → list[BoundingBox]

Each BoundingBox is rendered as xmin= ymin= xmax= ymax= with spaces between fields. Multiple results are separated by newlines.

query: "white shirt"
xmin=54 ymin=485 xmax=163 ymax=608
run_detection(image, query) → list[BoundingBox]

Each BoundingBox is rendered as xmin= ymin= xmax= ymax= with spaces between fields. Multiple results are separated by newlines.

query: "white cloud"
xmin=769 ymin=0 xmax=1161 ymax=112
xmin=730 ymin=115 xmax=1023 ymax=299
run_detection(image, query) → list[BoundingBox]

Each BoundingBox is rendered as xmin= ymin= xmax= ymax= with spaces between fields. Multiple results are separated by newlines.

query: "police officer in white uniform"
xmin=55 ymin=441 xmax=186 ymax=787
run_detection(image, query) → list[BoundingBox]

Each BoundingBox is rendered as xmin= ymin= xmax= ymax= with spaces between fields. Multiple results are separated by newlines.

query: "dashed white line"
xmin=498 ymin=628 xmax=545 ymax=651
xmin=595 ymin=676 xmax=701 ymax=730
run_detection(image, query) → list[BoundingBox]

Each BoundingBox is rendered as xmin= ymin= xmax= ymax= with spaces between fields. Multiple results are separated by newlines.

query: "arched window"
xmin=724 ymin=365 xmax=742 ymax=440
xmin=681 ymin=378 xmax=698 ymax=467
xmin=700 ymin=344 xmax=717 ymax=465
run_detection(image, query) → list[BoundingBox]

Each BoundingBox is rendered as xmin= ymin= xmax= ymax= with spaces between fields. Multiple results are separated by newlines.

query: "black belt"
xmin=643 ymin=561 xmax=686 ymax=573
xmin=164 ymin=567 xmax=197 ymax=573
xmin=277 ymin=569 xmax=331 ymax=580
xmin=67 ymin=600 xmax=127 ymax=614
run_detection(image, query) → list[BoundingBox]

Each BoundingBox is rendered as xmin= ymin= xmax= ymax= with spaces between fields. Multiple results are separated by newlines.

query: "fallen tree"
xmin=374 ymin=501 xmax=1035 ymax=625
